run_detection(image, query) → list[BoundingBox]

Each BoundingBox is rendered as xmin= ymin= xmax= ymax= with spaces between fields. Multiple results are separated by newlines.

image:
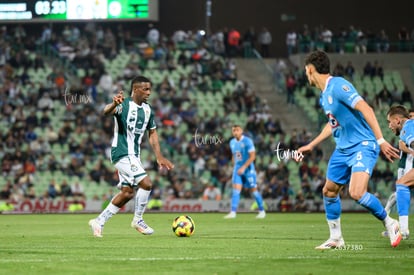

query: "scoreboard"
xmin=0 ymin=0 xmax=158 ymax=22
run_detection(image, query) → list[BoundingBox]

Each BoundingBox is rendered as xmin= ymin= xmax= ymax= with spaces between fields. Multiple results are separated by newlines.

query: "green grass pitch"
xmin=0 ymin=213 xmax=413 ymax=274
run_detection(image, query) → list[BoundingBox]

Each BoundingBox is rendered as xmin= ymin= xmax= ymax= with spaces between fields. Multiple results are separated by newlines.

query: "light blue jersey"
xmin=400 ymin=119 xmax=414 ymax=148
xmin=319 ymin=77 xmax=376 ymax=150
xmin=230 ymin=135 xmax=255 ymax=172
xmin=228 ymin=134 xmax=264 ymax=213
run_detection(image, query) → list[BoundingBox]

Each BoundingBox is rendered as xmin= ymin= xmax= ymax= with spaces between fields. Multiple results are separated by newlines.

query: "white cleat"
xmin=131 ymin=219 xmax=154 ymax=235
xmin=315 ymin=237 xmax=345 ymax=250
xmin=256 ymin=211 xmax=266 ymax=219
xmin=384 ymin=218 xmax=402 ymax=247
xmin=224 ymin=212 xmax=236 ymax=219
xmin=89 ymin=219 xmax=103 ymax=238
xmin=382 ymin=229 xmax=409 ymax=240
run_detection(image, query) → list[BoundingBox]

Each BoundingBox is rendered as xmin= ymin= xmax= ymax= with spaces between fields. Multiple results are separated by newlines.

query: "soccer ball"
xmin=172 ymin=215 xmax=195 ymax=237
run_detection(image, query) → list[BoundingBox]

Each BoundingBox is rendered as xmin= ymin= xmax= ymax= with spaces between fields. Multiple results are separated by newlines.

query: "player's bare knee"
xmin=322 ymin=187 xmax=339 ymax=198
xmin=139 ymin=177 xmax=152 ymax=190
xmin=120 ymin=189 xmax=135 ymax=200
xmin=348 ymin=190 xmax=363 ymax=201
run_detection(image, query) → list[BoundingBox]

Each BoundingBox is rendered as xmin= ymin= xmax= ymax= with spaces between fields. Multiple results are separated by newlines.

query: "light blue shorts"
xmin=327 ymin=141 xmax=379 ymax=185
xmin=232 ymin=168 xmax=257 ymax=188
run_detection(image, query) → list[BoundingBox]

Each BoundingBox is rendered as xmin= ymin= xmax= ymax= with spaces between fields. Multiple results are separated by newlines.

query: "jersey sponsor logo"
xmin=328 ymin=95 xmax=333 ymax=104
xmin=134 ymin=129 xmax=144 ymax=134
xmin=235 ymin=151 xmax=242 ymax=160
xmin=327 ymin=113 xmax=340 ymax=128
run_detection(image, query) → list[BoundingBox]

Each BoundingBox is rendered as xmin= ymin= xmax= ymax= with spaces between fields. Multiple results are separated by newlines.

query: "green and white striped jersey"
xmin=110 ymin=97 xmax=156 ymax=163
xmin=398 ymin=151 xmax=414 ymax=179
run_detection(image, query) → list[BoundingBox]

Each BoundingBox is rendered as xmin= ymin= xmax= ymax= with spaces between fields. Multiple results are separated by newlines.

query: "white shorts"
xmin=398 ymin=154 xmax=414 ymax=179
xmin=114 ymin=155 xmax=147 ymax=188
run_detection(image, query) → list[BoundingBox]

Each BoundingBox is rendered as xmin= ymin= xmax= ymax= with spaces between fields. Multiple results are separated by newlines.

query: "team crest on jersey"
xmin=328 ymin=96 xmax=333 ymax=104
xmin=402 ymin=130 xmax=406 ymax=136
xmin=342 ymin=85 xmax=350 ymax=92
xmin=131 ymin=164 xmax=138 ymax=172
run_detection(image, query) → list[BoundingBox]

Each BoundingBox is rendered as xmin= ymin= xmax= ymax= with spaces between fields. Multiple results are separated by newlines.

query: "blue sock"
xmin=324 ymin=196 xmax=341 ymax=220
xmin=396 ymin=184 xmax=410 ymax=216
xmin=231 ymin=189 xmax=241 ymax=212
xmin=252 ymin=190 xmax=264 ymax=211
xmin=357 ymin=192 xmax=387 ymax=220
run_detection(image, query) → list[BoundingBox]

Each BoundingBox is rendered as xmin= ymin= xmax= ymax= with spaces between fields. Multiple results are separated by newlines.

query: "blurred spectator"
xmin=47 ymin=179 xmax=60 ymax=199
xmin=242 ymin=26 xmax=256 ymax=57
xmin=294 ymin=193 xmax=309 ymax=212
xmin=37 ymin=93 xmax=54 ymax=111
xmin=286 ymin=29 xmax=297 ymax=56
xmin=401 ymin=85 xmax=412 ymax=105
xmin=227 ymin=28 xmax=241 ymax=57
xmin=344 ymin=61 xmax=355 ymax=81
xmin=71 ymin=181 xmax=85 ymax=198
xmin=258 ymin=27 xmax=272 ymax=57
xmin=278 ymin=194 xmax=292 ymax=212
xmin=202 ymin=182 xmax=222 ymax=201
xmin=398 ymin=26 xmax=410 ymax=52
xmin=376 ymin=29 xmax=390 ymax=53
xmin=60 ymin=179 xmax=73 ymax=197
xmin=0 ymin=181 xmax=12 ymax=199
xmin=147 ymin=23 xmax=160 ymax=46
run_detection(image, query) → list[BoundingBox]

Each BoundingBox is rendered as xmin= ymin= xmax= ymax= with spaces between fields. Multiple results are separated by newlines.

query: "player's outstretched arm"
xmin=296 ymin=123 xmax=332 ymax=161
xmin=148 ymin=129 xmax=174 ymax=170
xmin=355 ymin=100 xmax=399 ymax=162
xmin=103 ymin=91 xmax=124 ymax=116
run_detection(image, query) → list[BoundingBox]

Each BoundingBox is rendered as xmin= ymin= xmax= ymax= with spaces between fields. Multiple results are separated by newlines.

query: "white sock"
xmin=134 ymin=188 xmax=151 ymax=220
xmin=327 ymin=218 xmax=342 ymax=240
xmin=96 ymin=203 xmax=120 ymax=226
xmin=400 ymin=216 xmax=409 ymax=232
xmin=383 ymin=214 xmax=394 ymax=226
xmin=384 ymin=192 xmax=396 ymax=214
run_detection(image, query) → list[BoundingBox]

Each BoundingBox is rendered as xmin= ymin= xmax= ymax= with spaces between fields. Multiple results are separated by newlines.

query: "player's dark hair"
xmin=387 ymin=105 xmax=410 ymax=118
xmin=130 ymin=76 xmax=152 ymax=91
xmin=304 ymin=50 xmax=330 ymax=74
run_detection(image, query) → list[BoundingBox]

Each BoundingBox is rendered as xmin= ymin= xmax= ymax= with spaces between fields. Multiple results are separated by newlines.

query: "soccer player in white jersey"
xmin=89 ymin=76 xmax=174 ymax=237
xmin=382 ymin=105 xmax=414 ymax=240
xmin=297 ymin=50 xmax=401 ymax=249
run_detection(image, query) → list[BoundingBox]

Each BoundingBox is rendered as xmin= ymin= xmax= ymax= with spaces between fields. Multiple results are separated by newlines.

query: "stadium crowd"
xmin=0 ymin=22 xmax=412 ymax=213
xmin=286 ymin=24 xmax=414 ymax=56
